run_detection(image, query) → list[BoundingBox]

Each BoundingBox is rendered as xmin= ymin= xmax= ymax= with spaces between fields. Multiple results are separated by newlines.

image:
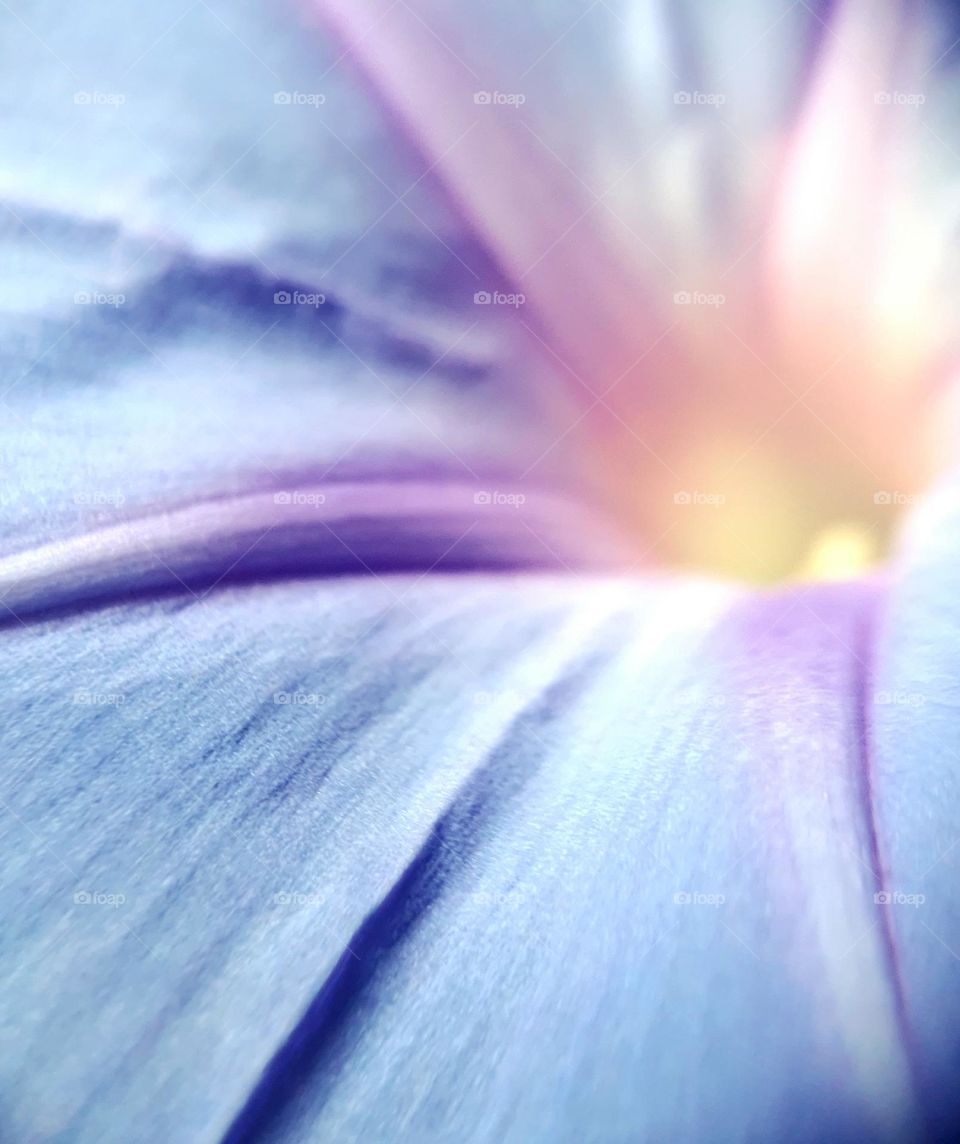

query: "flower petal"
xmin=869 ymin=477 xmax=960 ymax=1138
xmin=0 ymin=569 xmax=944 ymax=1141
xmin=0 ymin=0 xmax=585 ymax=557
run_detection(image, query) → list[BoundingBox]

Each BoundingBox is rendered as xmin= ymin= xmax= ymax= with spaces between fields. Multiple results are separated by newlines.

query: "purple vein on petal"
xmin=703 ymin=579 xmax=922 ymax=1138
xmin=216 ymin=628 xmax=625 ymax=1144
xmin=0 ymin=481 xmax=632 ymax=624
xmin=849 ymin=577 xmax=928 ymax=1131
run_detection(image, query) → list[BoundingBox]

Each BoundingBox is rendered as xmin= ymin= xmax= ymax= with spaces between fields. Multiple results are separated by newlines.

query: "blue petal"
xmin=0 ymin=0 xmax=573 ymax=555
xmin=0 ymin=573 xmax=943 ymax=1142
xmin=3 ymin=4 xmax=959 ymax=1142
xmin=869 ymin=482 xmax=960 ymax=1139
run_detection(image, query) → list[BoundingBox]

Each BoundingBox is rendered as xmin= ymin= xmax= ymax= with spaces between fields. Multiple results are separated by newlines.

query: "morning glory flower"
xmin=0 ymin=1 xmax=958 ymax=1142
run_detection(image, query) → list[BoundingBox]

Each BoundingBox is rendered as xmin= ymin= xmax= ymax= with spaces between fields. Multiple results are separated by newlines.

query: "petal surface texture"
xmin=0 ymin=567 xmax=954 ymax=1142
xmin=0 ymin=0 xmax=584 ymax=557
xmin=869 ymin=480 xmax=960 ymax=1140
xmin=3 ymin=2 xmax=960 ymax=1142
